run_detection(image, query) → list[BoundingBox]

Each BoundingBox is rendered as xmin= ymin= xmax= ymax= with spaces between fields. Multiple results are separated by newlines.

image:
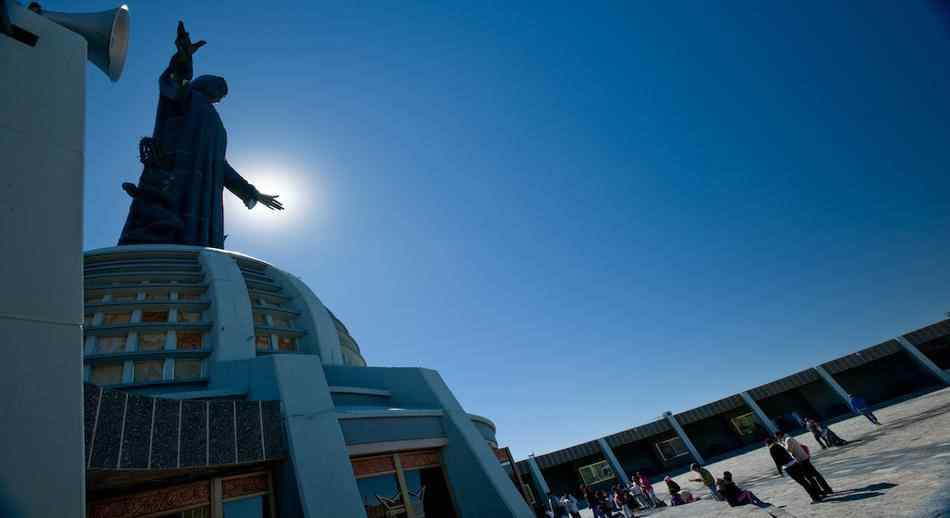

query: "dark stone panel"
xmin=834 ymin=352 xmax=937 ymax=405
xmin=120 ymin=394 xmax=153 ymax=469
xmin=209 ymin=400 xmax=236 ymax=465
xmin=150 ymin=398 xmax=180 ymax=469
xmin=613 ymin=439 xmax=666 ymax=479
xmin=90 ymin=390 xmax=126 ymax=469
xmin=236 ymin=401 xmax=263 ymax=463
xmin=179 ymin=400 xmax=208 ymax=468
xmin=261 ymin=400 xmax=287 ymax=459
xmin=84 ymin=384 xmax=101 ymax=465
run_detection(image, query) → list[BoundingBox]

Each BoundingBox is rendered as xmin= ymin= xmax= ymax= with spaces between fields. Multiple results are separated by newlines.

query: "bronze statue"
xmin=119 ymin=21 xmax=283 ymax=248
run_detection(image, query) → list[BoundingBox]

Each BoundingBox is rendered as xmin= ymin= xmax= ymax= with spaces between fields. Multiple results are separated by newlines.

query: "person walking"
xmin=805 ymin=417 xmax=828 ymax=449
xmin=582 ymin=485 xmax=600 ymax=518
xmin=821 ymin=422 xmax=849 ymax=447
xmin=547 ymin=492 xmax=565 ymax=518
xmin=562 ymin=493 xmax=582 ymax=518
xmin=635 ymin=472 xmax=660 ymax=508
xmin=849 ymin=394 xmax=881 ymax=425
xmin=690 ymin=463 xmax=722 ymax=501
xmin=626 ymin=480 xmax=649 ymax=509
xmin=613 ymin=486 xmax=632 ymax=518
xmin=767 ymin=437 xmax=824 ymax=503
xmin=778 ymin=432 xmax=833 ymax=496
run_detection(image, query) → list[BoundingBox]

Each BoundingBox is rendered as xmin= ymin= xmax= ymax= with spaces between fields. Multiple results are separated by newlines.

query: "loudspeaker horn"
xmin=43 ymin=4 xmax=129 ymax=82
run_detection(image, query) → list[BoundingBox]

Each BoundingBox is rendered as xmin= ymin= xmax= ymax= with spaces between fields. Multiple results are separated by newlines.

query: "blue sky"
xmin=60 ymin=0 xmax=950 ymax=459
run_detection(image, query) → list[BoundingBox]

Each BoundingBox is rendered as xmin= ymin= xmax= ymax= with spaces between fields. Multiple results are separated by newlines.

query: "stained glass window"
xmin=90 ymin=363 xmax=123 ymax=385
xmin=139 ymin=332 xmax=166 ymax=351
xmin=141 ymin=311 xmax=168 ymax=323
xmin=175 ymin=359 xmax=202 ymax=381
xmin=277 ymin=336 xmax=296 ymax=352
xmin=271 ymin=317 xmax=291 ymax=329
xmin=177 ymin=332 xmax=202 ymax=350
xmin=134 ymin=360 xmax=164 ymax=382
xmin=357 ymin=474 xmax=405 ymax=518
xmin=103 ymin=312 xmax=132 ymax=325
xmin=179 ymin=311 xmax=202 ymax=322
xmin=97 ymin=335 xmax=127 ymax=353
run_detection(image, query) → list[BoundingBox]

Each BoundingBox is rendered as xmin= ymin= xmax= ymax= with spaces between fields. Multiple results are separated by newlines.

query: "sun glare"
xmin=224 ymin=164 xmax=323 ymax=233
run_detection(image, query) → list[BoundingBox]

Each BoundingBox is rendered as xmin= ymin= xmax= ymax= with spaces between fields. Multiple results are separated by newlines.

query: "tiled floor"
xmin=576 ymin=386 xmax=950 ymax=518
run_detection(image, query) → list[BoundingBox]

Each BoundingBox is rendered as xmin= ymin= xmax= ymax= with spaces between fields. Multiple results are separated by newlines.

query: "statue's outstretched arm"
xmin=223 ymin=161 xmax=284 ymax=211
xmin=160 ymin=21 xmax=206 ymax=100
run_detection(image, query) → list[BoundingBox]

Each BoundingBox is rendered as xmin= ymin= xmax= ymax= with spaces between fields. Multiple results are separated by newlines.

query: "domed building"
xmin=80 ymin=245 xmax=534 ymax=518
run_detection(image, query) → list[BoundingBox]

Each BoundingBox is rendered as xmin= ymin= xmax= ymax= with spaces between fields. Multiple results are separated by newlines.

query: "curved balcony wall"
xmin=83 ymin=245 xmax=367 ymax=390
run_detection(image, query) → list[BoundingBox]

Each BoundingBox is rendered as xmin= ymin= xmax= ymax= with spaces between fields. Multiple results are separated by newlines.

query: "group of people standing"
xmin=767 ymin=431 xmax=834 ymax=503
xmin=544 ymin=472 xmax=663 ymax=518
xmin=538 ymin=399 xmax=880 ymax=517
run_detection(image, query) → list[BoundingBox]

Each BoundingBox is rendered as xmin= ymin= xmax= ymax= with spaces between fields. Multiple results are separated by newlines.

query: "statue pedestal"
xmin=0 ymin=5 xmax=86 ymax=517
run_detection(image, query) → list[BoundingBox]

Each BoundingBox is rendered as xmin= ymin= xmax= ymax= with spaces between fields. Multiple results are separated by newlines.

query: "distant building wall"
xmin=831 ymin=352 xmax=939 ymax=405
xmin=517 ymin=319 xmax=950 ymax=487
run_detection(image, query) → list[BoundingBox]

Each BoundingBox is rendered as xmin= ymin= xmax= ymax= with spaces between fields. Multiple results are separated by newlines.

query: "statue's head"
xmin=192 ymin=75 xmax=228 ymax=103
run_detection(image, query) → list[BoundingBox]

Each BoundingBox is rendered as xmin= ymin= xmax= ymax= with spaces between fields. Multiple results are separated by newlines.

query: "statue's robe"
xmin=119 ymin=65 xmax=258 ymax=248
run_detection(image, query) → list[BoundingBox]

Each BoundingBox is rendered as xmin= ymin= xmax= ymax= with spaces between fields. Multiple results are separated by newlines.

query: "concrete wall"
xmin=612 ymin=440 xmax=667 ymax=480
xmin=833 ymin=352 xmax=939 ymax=405
xmin=0 ymin=6 xmax=87 ymax=517
xmin=683 ymin=406 xmax=765 ymax=460
xmin=325 ymin=366 xmax=533 ymax=518
xmin=918 ymin=336 xmax=950 ymax=370
xmin=200 ymin=249 xmax=256 ymax=362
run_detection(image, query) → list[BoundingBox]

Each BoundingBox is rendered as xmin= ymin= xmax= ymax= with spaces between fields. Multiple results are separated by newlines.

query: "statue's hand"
xmin=257 ymin=193 xmax=284 ymax=211
xmin=175 ymin=21 xmax=206 ymax=60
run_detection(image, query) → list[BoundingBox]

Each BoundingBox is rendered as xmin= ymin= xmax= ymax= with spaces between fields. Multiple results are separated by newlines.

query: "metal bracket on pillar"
xmin=597 ymin=438 xmax=629 ymax=485
xmin=896 ymin=336 xmax=950 ymax=386
xmin=739 ymin=391 xmax=778 ymax=435
xmin=663 ymin=411 xmax=705 ymax=466
xmin=814 ymin=365 xmax=853 ymax=410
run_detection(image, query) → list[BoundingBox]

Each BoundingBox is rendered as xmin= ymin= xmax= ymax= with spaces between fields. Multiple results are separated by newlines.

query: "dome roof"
xmin=82 ymin=245 xmax=366 ymax=389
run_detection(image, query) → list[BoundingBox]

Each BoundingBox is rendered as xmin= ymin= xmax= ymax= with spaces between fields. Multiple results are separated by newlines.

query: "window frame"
xmin=577 ymin=459 xmax=616 ymax=486
xmin=655 ymin=436 xmax=690 ymax=460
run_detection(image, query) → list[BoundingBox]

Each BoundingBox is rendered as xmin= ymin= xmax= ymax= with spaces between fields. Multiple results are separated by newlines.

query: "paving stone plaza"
xmin=579 ymin=387 xmax=950 ymax=518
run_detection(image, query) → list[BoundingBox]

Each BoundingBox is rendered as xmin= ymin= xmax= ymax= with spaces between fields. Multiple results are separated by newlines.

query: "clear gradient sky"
xmin=57 ymin=0 xmax=950 ymax=460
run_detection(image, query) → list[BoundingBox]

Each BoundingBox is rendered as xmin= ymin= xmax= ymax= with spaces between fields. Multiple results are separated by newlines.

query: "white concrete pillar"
xmin=200 ymin=250 xmax=255 ymax=362
xmin=277 ymin=269 xmax=345 ymax=364
xmin=814 ymin=365 xmax=853 ymax=410
xmin=896 ymin=336 xmax=950 ymax=386
xmin=527 ymin=455 xmax=551 ymax=505
xmin=597 ymin=438 xmax=629 ymax=485
xmin=739 ymin=391 xmax=778 ymax=435
xmin=663 ymin=411 xmax=705 ymax=465
xmin=0 ymin=5 xmax=89 ymax=516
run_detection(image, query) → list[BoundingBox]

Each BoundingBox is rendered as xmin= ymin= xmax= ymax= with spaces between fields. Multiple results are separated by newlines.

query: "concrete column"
xmin=663 ymin=412 xmax=705 ymax=465
xmin=0 ymin=5 xmax=88 ymax=516
xmin=200 ymin=250 xmax=255 ymax=362
xmin=739 ymin=391 xmax=778 ymax=435
xmin=276 ymin=268 xmax=345 ymax=364
xmin=814 ymin=365 xmax=852 ymax=408
xmin=597 ymin=438 xmax=629 ymax=484
xmin=419 ymin=369 xmax=534 ymax=518
xmin=267 ymin=355 xmax=367 ymax=518
xmin=896 ymin=336 xmax=950 ymax=386
xmin=527 ymin=455 xmax=551 ymax=505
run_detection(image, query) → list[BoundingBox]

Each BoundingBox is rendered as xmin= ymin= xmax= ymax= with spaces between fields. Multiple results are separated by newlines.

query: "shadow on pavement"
xmin=821 ymin=491 xmax=884 ymax=503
